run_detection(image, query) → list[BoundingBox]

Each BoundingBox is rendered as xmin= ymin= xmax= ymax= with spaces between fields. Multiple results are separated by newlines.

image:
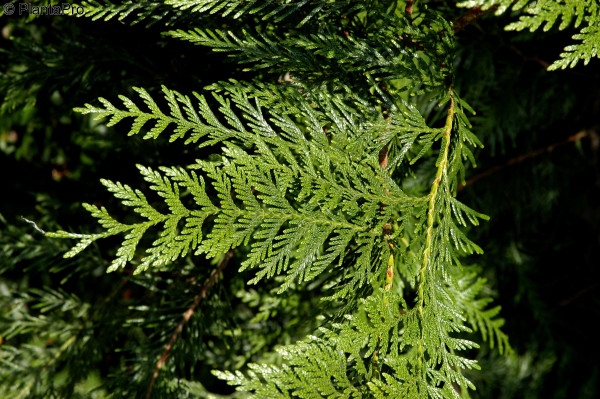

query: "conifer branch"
xmin=509 ymin=44 xmax=551 ymax=69
xmin=417 ymin=88 xmax=455 ymax=375
xmin=145 ymin=250 xmax=233 ymax=399
xmin=38 ymin=4 xmax=515 ymax=397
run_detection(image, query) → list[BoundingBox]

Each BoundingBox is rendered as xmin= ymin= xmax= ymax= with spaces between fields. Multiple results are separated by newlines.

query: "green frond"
xmin=504 ymin=0 xmax=593 ymax=32
xmin=74 ymin=86 xmax=206 ymax=142
xmin=164 ymin=9 xmax=453 ymax=92
xmin=165 ymin=0 xmax=358 ymax=25
xmin=219 ymin=285 xmax=483 ymax=397
xmin=74 ymin=0 xmax=191 ymax=26
xmin=452 ymin=271 xmax=512 ymax=355
xmin=60 ymin=81 xmax=427 ymax=292
xmin=548 ymin=23 xmax=600 ymax=70
xmin=49 ymin=165 xmax=217 ymax=274
xmin=215 ymin=336 xmax=364 ymax=398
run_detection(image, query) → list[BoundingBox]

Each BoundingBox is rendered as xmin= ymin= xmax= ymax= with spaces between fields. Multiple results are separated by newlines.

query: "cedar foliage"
xmin=1 ymin=1 xmax=599 ymax=398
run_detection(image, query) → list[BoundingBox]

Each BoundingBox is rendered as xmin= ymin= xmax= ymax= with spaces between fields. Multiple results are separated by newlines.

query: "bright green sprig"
xmin=54 ymin=83 xmax=421 ymax=297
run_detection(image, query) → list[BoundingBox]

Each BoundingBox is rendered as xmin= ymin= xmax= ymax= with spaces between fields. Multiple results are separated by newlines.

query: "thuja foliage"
xmin=52 ymin=1 xmax=507 ymax=396
xmin=1 ymin=0 xmax=598 ymax=398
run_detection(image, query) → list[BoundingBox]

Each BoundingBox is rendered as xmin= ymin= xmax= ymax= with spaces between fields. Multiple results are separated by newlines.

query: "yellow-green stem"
xmin=416 ymin=89 xmax=455 ymax=374
xmin=385 ymin=243 xmax=394 ymax=292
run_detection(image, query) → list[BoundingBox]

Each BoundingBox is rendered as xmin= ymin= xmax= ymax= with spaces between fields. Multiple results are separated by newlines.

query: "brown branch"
xmin=509 ymin=45 xmax=551 ymax=69
xmin=458 ymin=130 xmax=592 ymax=191
xmin=405 ymin=0 xmax=414 ymax=16
xmin=557 ymin=281 xmax=599 ymax=308
xmin=379 ymin=144 xmax=389 ymax=170
xmin=145 ymin=250 xmax=234 ymax=399
xmin=453 ymin=5 xmax=499 ymax=33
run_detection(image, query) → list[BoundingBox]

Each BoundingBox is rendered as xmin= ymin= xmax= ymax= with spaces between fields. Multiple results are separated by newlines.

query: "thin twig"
xmin=145 ymin=250 xmax=234 ymax=399
xmin=21 ymin=216 xmax=47 ymax=235
xmin=509 ymin=44 xmax=590 ymax=75
xmin=453 ymin=5 xmax=499 ymax=33
xmin=458 ymin=130 xmax=593 ymax=191
xmin=509 ymin=45 xmax=550 ymax=69
xmin=557 ymin=281 xmax=599 ymax=308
